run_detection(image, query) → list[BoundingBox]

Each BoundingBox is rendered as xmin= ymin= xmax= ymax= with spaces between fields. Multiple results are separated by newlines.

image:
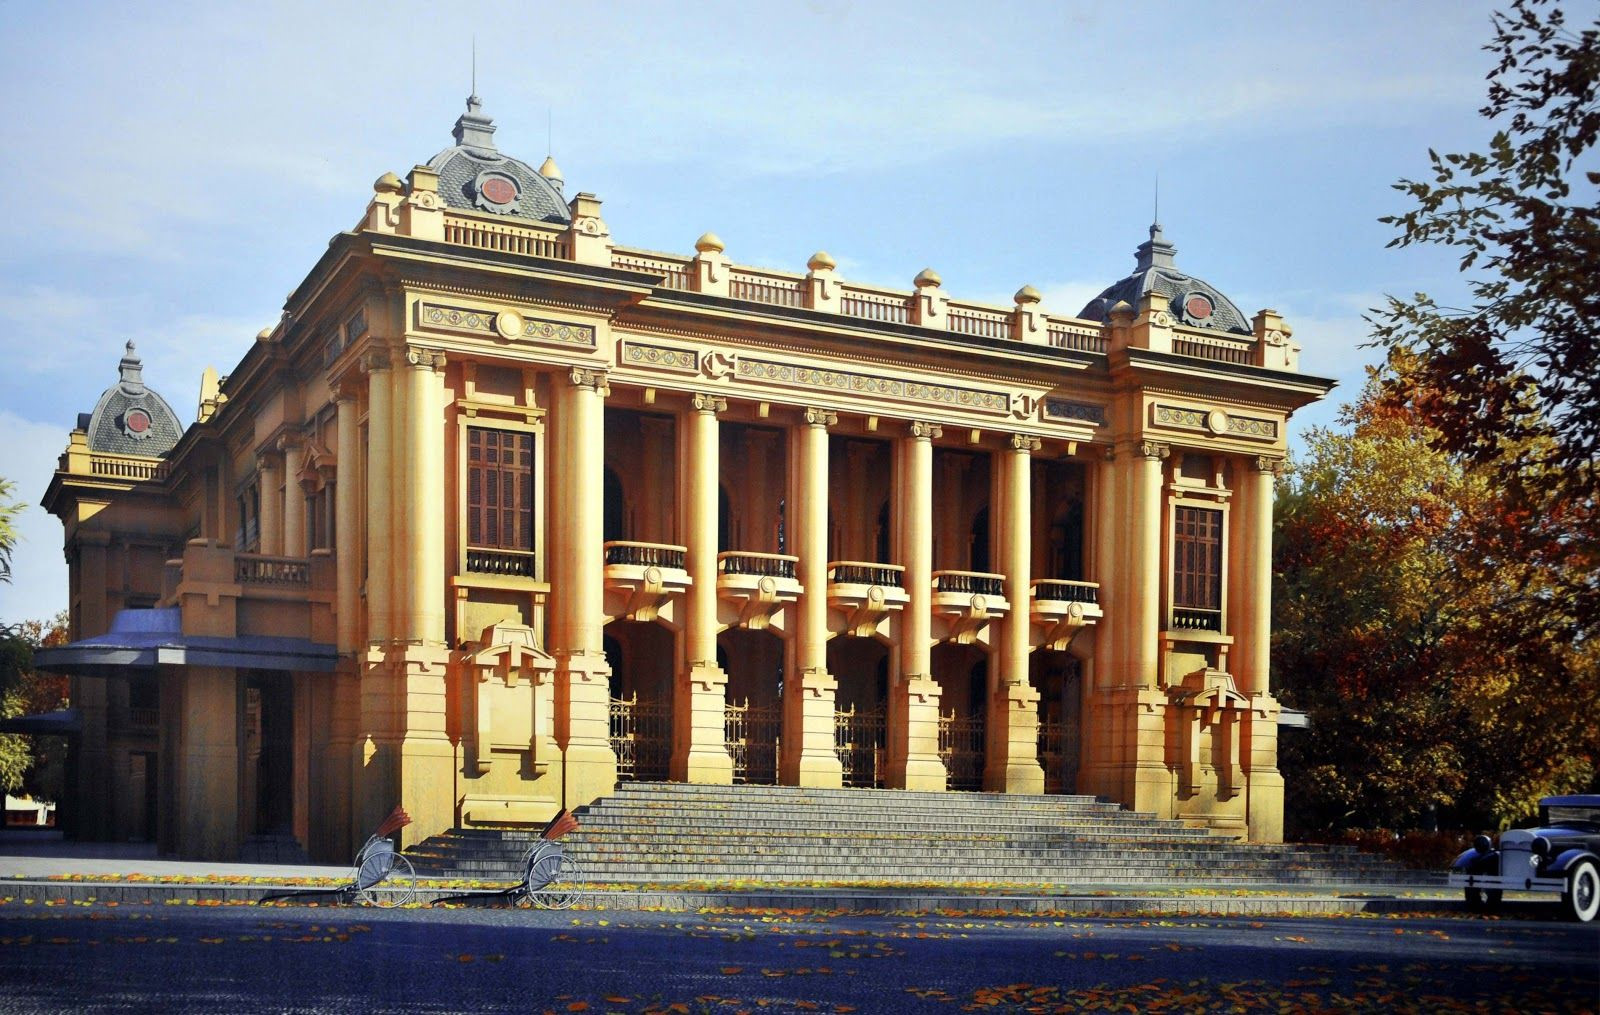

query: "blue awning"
xmin=0 ymin=708 xmax=80 ymax=735
xmin=33 ymin=608 xmax=338 ymax=677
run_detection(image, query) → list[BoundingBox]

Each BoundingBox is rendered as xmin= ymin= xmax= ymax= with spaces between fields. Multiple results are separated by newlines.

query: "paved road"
xmin=0 ymin=901 xmax=1594 ymax=1013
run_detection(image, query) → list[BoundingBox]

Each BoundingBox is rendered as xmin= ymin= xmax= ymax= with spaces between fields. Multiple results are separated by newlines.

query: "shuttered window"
xmin=1173 ymin=506 xmax=1222 ymax=610
xmin=466 ymin=428 xmax=535 ymax=551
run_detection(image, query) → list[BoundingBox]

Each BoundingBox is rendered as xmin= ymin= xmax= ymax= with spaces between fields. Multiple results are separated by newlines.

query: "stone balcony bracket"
xmin=602 ymin=541 xmax=691 ymax=626
xmin=825 ymin=561 xmax=910 ymax=640
xmin=1029 ymin=579 xmax=1104 ymax=652
xmin=716 ymin=552 xmax=802 ymax=631
xmin=930 ymin=570 xmax=1008 ymax=646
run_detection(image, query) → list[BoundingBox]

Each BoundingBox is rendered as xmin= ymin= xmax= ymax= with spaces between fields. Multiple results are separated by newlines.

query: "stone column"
xmin=673 ymin=393 xmax=733 ymax=783
xmin=1237 ymin=455 xmax=1284 ymax=842
xmin=553 ymin=367 xmax=618 ymax=804
xmin=258 ymin=453 xmax=283 ymax=556
xmin=1128 ymin=441 xmax=1168 ymax=688
xmin=176 ymin=667 xmax=240 ymax=860
xmin=363 ymin=350 xmax=393 ymax=644
xmin=399 ymin=347 xmax=447 ymax=644
xmin=986 ymin=433 xmax=1043 ymax=793
xmin=887 ymin=421 xmax=945 ymax=790
xmin=281 ymin=436 xmax=306 ymax=559
xmin=334 ymin=387 xmax=360 ymax=653
xmin=783 ymin=407 xmax=842 ymax=787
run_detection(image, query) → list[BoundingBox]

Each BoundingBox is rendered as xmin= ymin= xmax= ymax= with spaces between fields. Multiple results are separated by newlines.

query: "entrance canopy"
xmin=34 ymin=608 xmax=338 ymax=677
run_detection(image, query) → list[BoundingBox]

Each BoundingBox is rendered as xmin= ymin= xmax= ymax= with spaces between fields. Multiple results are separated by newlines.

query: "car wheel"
xmin=1463 ymin=886 xmax=1502 ymax=912
xmin=1561 ymin=859 xmax=1599 ymax=923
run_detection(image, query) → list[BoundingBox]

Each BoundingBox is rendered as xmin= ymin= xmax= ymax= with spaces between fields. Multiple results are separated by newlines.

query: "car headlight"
xmin=1473 ymin=834 xmax=1493 ymax=854
xmin=1531 ymin=835 xmax=1551 ymax=857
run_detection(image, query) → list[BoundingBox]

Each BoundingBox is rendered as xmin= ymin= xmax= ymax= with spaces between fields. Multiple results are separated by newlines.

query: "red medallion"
xmin=480 ymin=176 xmax=518 ymax=205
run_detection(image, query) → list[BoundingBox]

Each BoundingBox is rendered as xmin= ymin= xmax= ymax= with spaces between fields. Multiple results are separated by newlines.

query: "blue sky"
xmin=0 ymin=0 xmax=1504 ymax=626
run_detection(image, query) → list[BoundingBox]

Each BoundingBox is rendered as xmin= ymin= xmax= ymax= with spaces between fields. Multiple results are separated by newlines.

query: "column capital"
xmin=361 ymin=347 xmax=392 ymax=374
xmin=330 ymin=373 xmax=363 ymax=402
xmin=1251 ymin=454 xmax=1285 ymax=475
xmin=1136 ymin=440 xmax=1170 ymax=461
xmin=690 ymin=391 xmax=727 ymax=414
xmin=255 ymin=450 xmax=282 ymax=473
xmin=908 ymin=420 xmax=943 ymax=440
xmin=1009 ymin=433 xmax=1042 ymax=453
xmin=404 ymin=345 xmax=447 ymax=372
xmin=567 ymin=366 xmax=610 ymax=394
xmin=275 ymin=429 xmax=308 ymax=455
xmin=803 ymin=406 xmax=838 ymax=428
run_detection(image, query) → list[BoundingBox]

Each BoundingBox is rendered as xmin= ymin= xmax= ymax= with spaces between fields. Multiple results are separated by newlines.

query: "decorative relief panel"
xmin=1152 ymin=403 xmax=1279 ymax=441
xmin=417 ymin=301 xmax=595 ymax=349
xmin=1042 ymin=398 xmax=1106 ymax=426
xmin=736 ymin=356 xmax=1010 ymax=414
xmin=619 ymin=340 xmax=699 ymax=374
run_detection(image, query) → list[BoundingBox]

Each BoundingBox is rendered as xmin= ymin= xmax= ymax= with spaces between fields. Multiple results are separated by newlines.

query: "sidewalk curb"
xmin=0 ymin=878 xmax=1461 ymax=917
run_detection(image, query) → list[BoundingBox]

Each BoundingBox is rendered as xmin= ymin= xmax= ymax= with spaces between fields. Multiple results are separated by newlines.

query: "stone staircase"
xmin=407 ymin=782 xmax=1441 ymax=889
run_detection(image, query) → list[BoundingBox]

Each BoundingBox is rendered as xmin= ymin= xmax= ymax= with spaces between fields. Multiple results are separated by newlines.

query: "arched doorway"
xmin=719 ymin=629 xmax=783 ymax=785
xmin=604 ymin=621 xmax=674 ymax=782
xmin=933 ymin=644 xmax=987 ymax=791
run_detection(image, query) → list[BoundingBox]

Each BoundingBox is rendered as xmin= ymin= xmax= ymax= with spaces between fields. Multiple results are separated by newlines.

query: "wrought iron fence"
xmin=1037 ymin=719 xmax=1081 ymax=795
xmin=610 ymin=694 xmax=671 ymax=782
xmin=834 ymin=705 xmax=885 ymax=788
xmin=725 ymin=699 xmax=780 ymax=785
xmin=938 ymin=711 xmax=985 ymax=792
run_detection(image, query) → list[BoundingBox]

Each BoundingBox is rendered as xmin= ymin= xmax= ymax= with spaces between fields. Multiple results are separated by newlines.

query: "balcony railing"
xmin=465 ymin=548 xmax=537 ymax=578
xmin=839 ymin=287 xmax=911 ymax=324
xmin=90 ymin=455 xmax=171 ymax=481
xmin=932 ymin=570 xmax=1004 ymax=597
xmin=604 ymin=541 xmax=687 ymax=570
xmin=235 ymin=554 xmax=310 ymax=587
xmin=947 ymin=304 xmax=1012 ymax=340
xmin=1173 ymin=332 xmax=1254 ymax=365
xmin=718 ymin=552 xmax=798 ymax=580
xmin=442 ymin=217 xmax=568 ymax=259
xmin=827 ymin=561 xmax=905 ymax=587
xmin=1172 ymin=607 xmax=1223 ymax=632
xmin=611 ymin=251 xmax=694 ymax=290
xmin=128 ymin=707 xmax=158 ymax=731
xmin=1033 ymin=580 xmax=1099 ymax=605
xmin=729 ymin=269 xmax=806 ymax=308
xmin=1047 ymin=323 xmax=1109 ymax=354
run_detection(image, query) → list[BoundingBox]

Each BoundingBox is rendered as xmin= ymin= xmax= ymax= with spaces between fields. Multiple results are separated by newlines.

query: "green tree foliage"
xmin=1274 ymin=375 xmax=1598 ymax=834
xmin=0 ymin=476 xmax=22 ymax=583
xmin=0 ymin=614 xmax=70 ymax=798
xmin=1374 ymin=0 xmax=1600 ymax=512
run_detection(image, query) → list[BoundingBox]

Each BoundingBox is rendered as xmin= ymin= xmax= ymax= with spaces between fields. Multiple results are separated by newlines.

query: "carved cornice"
xmin=909 ymin=420 xmax=943 ymax=440
xmin=803 ymin=407 xmax=838 ymax=428
xmin=691 ymin=392 xmax=727 ymax=414
xmin=1009 ymin=433 xmax=1042 ymax=453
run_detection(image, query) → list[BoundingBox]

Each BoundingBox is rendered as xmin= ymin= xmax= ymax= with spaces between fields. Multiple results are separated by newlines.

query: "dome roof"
xmin=84 ymin=343 xmax=183 ymax=457
xmin=1078 ymin=224 xmax=1252 ymax=336
xmin=425 ymin=96 xmax=570 ymax=225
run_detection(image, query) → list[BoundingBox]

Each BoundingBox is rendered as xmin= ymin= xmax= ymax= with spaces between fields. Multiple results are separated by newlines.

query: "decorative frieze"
xmin=1153 ymin=402 xmax=1279 ymax=442
xmin=619 ymin=340 xmax=698 ymax=374
xmin=1042 ymin=398 xmax=1106 ymax=426
xmin=417 ymin=301 xmax=595 ymax=349
xmin=736 ymin=355 xmax=1009 ymax=415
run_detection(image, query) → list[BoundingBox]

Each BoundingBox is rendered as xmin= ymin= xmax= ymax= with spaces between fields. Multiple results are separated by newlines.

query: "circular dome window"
xmin=1183 ymin=292 xmax=1214 ymax=324
xmin=123 ymin=407 xmax=152 ymax=440
xmin=473 ymin=171 xmax=520 ymax=214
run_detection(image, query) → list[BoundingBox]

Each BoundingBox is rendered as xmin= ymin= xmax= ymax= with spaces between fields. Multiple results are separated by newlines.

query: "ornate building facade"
xmin=40 ymin=98 xmax=1330 ymax=860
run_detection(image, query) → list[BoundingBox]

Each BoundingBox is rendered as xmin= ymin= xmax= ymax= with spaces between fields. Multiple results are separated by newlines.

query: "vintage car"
xmin=1449 ymin=794 xmax=1600 ymax=922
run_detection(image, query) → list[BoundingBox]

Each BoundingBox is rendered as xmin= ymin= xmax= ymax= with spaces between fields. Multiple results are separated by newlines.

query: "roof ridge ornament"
xmin=1135 ymin=221 xmax=1178 ymax=272
xmin=118 ymin=341 xmax=147 ymax=395
xmin=452 ymin=93 xmax=498 ymax=153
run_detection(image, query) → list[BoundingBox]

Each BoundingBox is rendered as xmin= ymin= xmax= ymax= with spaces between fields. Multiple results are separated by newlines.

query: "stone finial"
xmin=807 ymin=250 xmax=836 ymax=272
xmin=695 ymin=232 xmax=725 ymax=254
xmin=1014 ymin=285 xmax=1041 ymax=305
xmin=452 ymin=94 xmax=498 ymax=152
xmin=1108 ymin=299 xmax=1134 ymax=322
xmin=374 ymin=172 xmax=404 ymax=195
xmin=913 ymin=268 xmax=942 ymax=289
xmin=256 ymin=327 xmax=274 ymax=342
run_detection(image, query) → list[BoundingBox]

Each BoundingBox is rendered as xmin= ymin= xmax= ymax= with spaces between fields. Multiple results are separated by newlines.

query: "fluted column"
xmin=783 ymin=407 xmax=842 ymax=786
xmin=281 ymin=437 xmax=306 ymax=559
xmin=673 ymin=393 xmax=733 ymax=783
xmin=986 ymin=433 xmax=1043 ymax=793
xmin=258 ymin=453 xmax=283 ymax=556
xmin=553 ymin=367 xmax=618 ymax=804
xmin=887 ymin=420 xmax=944 ymax=790
xmin=334 ymin=388 xmax=360 ymax=652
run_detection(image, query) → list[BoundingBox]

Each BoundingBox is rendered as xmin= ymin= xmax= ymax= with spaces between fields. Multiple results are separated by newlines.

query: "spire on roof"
xmin=1134 ymin=221 xmax=1178 ymax=272
xmin=452 ymin=94 xmax=498 ymax=153
xmin=117 ymin=341 xmax=147 ymax=394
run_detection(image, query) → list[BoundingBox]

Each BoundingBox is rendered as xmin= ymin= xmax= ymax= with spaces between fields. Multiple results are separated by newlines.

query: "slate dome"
xmin=425 ymin=95 xmax=571 ymax=225
xmin=83 ymin=342 xmax=183 ymax=457
xmin=1078 ymin=223 xmax=1252 ymax=336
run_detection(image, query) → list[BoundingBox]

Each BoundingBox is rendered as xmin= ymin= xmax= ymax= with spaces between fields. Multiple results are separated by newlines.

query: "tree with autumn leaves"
xmin=1273 ymin=372 xmax=1598 ymax=835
